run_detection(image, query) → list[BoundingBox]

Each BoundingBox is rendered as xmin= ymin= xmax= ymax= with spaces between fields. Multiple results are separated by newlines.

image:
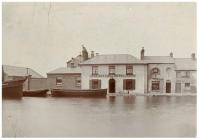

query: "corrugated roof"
xmin=175 ymin=58 xmax=197 ymax=70
xmin=80 ymin=54 xmax=144 ymax=65
xmin=143 ymin=56 xmax=175 ymax=64
xmin=3 ymin=65 xmax=43 ymax=78
xmin=47 ymin=67 xmax=81 ymax=74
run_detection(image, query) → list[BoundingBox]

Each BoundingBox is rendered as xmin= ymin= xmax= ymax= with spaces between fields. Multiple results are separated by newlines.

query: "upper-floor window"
xmin=126 ymin=65 xmax=133 ymax=75
xmin=185 ymin=71 xmax=190 ymax=78
xmin=92 ymin=66 xmax=98 ymax=75
xmin=56 ymin=77 xmax=63 ymax=86
xmin=177 ymin=71 xmax=190 ymax=78
xmin=166 ymin=67 xmax=171 ymax=77
xmin=176 ymin=71 xmax=181 ymax=78
xmin=109 ymin=65 xmax=115 ymax=75
xmin=71 ymin=62 xmax=75 ymax=68
xmin=151 ymin=68 xmax=160 ymax=75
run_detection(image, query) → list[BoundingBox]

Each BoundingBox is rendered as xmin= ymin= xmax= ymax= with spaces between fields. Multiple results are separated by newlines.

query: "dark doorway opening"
xmin=109 ymin=79 xmax=115 ymax=93
xmin=166 ymin=82 xmax=171 ymax=93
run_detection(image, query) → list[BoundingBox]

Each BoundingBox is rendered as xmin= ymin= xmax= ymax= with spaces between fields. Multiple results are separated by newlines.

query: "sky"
xmin=2 ymin=2 xmax=196 ymax=77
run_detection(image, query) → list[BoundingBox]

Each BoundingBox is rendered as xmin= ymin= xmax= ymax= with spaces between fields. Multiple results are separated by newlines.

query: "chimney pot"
xmin=140 ymin=47 xmax=145 ymax=60
xmin=170 ymin=52 xmax=173 ymax=58
xmin=191 ymin=53 xmax=196 ymax=60
xmin=91 ymin=51 xmax=94 ymax=58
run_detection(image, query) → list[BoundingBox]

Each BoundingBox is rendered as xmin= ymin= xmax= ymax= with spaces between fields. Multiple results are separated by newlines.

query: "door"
xmin=166 ymin=82 xmax=171 ymax=93
xmin=109 ymin=79 xmax=115 ymax=93
xmin=175 ymin=83 xmax=181 ymax=93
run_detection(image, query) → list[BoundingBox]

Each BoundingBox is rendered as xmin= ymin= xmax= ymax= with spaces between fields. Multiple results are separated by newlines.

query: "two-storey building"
xmin=80 ymin=54 xmax=148 ymax=93
xmin=174 ymin=55 xmax=197 ymax=93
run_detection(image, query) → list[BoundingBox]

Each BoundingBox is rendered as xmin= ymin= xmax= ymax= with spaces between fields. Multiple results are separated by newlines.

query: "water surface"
xmin=2 ymin=96 xmax=196 ymax=137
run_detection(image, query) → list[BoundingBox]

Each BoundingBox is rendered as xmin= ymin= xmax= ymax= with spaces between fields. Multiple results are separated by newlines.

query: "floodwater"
xmin=2 ymin=96 xmax=196 ymax=137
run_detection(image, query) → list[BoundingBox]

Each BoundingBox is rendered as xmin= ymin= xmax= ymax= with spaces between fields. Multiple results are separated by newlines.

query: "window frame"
xmin=109 ymin=65 xmax=115 ymax=75
xmin=92 ymin=66 xmax=98 ymax=75
xmin=126 ymin=65 xmax=133 ymax=75
xmin=56 ymin=77 xmax=63 ymax=86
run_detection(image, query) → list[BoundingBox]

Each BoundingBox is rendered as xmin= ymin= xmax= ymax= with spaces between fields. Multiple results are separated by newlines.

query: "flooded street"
xmin=2 ymin=96 xmax=196 ymax=137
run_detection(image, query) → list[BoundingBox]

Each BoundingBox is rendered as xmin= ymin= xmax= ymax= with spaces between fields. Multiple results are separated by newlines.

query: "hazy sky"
xmin=2 ymin=2 xmax=196 ymax=77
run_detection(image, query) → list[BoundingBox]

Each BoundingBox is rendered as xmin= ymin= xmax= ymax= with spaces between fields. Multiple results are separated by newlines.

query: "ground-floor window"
xmin=89 ymin=79 xmax=101 ymax=89
xmin=185 ymin=83 xmax=191 ymax=90
xmin=152 ymin=81 xmax=160 ymax=91
xmin=56 ymin=77 xmax=63 ymax=86
xmin=75 ymin=77 xmax=81 ymax=87
xmin=123 ymin=79 xmax=135 ymax=90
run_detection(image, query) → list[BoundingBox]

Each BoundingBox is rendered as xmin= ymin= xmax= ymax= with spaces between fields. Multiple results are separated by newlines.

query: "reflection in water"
xmin=2 ymin=96 xmax=196 ymax=137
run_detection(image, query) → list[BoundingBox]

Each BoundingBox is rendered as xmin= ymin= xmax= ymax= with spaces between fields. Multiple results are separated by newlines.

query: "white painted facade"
xmin=80 ymin=64 xmax=147 ymax=93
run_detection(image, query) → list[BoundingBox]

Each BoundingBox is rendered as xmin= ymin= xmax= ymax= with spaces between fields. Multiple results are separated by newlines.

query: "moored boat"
xmin=51 ymin=89 xmax=107 ymax=97
xmin=23 ymin=89 xmax=49 ymax=97
xmin=2 ymin=77 xmax=27 ymax=99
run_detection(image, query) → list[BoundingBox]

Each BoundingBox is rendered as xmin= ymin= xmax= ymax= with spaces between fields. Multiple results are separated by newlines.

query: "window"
xmin=152 ymin=81 xmax=160 ymax=91
xmin=176 ymin=71 xmax=181 ymax=78
xmin=126 ymin=65 xmax=133 ymax=75
xmin=89 ymin=79 xmax=101 ymax=89
xmin=56 ymin=77 xmax=63 ymax=86
xmin=92 ymin=66 xmax=98 ymax=75
xmin=166 ymin=67 xmax=171 ymax=77
xmin=109 ymin=65 xmax=115 ymax=75
xmin=123 ymin=79 xmax=135 ymax=90
xmin=75 ymin=77 xmax=81 ymax=87
xmin=71 ymin=62 xmax=75 ymax=68
xmin=185 ymin=83 xmax=190 ymax=87
xmin=185 ymin=83 xmax=191 ymax=90
xmin=185 ymin=71 xmax=190 ymax=78
xmin=151 ymin=68 xmax=160 ymax=74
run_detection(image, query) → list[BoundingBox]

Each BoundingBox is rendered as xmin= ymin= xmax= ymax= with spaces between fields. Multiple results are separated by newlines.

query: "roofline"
xmin=47 ymin=73 xmax=81 ymax=75
xmin=79 ymin=63 xmax=147 ymax=66
xmin=79 ymin=62 xmax=175 ymax=65
xmin=175 ymin=70 xmax=197 ymax=71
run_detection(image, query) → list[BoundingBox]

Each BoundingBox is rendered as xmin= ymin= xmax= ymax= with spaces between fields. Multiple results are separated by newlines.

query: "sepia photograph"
xmin=1 ymin=1 xmax=197 ymax=138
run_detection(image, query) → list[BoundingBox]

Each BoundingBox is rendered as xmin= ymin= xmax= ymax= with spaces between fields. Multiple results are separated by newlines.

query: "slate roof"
xmin=143 ymin=56 xmax=175 ymax=64
xmin=175 ymin=58 xmax=197 ymax=70
xmin=47 ymin=67 xmax=81 ymax=74
xmin=3 ymin=65 xmax=44 ymax=78
xmin=80 ymin=54 xmax=144 ymax=65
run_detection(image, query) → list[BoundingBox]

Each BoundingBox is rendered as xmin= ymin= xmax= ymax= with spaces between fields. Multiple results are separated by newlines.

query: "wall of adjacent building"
xmin=147 ymin=63 xmax=176 ymax=93
xmin=175 ymin=70 xmax=197 ymax=93
xmin=47 ymin=74 xmax=81 ymax=89
xmin=29 ymin=78 xmax=48 ymax=90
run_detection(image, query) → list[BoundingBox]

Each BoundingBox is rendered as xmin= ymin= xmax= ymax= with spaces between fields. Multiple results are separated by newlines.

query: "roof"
xmin=143 ymin=56 xmax=175 ymax=64
xmin=3 ymin=65 xmax=44 ymax=78
xmin=80 ymin=54 xmax=144 ymax=65
xmin=175 ymin=58 xmax=197 ymax=70
xmin=47 ymin=67 xmax=81 ymax=74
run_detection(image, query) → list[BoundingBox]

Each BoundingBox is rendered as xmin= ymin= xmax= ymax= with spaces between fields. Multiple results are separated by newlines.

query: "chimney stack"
xmin=191 ymin=53 xmax=196 ymax=60
xmin=140 ymin=47 xmax=145 ymax=60
xmin=82 ymin=44 xmax=88 ymax=61
xmin=91 ymin=51 xmax=94 ymax=58
xmin=170 ymin=52 xmax=173 ymax=58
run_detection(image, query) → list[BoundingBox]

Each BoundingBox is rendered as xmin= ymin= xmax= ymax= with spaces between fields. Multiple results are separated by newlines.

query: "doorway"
xmin=166 ymin=82 xmax=171 ymax=93
xmin=109 ymin=79 xmax=115 ymax=93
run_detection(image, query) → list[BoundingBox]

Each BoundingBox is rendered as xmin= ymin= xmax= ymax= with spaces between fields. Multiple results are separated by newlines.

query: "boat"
xmin=51 ymin=89 xmax=107 ymax=97
xmin=2 ymin=77 xmax=27 ymax=99
xmin=23 ymin=89 xmax=49 ymax=97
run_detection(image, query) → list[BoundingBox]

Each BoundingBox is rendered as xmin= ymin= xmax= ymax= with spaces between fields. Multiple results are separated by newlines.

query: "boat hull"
xmin=2 ymin=77 xmax=27 ymax=99
xmin=23 ymin=89 xmax=49 ymax=97
xmin=51 ymin=89 xmax=107 ymax=97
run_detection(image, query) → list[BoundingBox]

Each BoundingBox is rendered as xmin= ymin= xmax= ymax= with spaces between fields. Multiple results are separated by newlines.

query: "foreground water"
xmin=2 ymin=96 xmax=196 ymax=137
